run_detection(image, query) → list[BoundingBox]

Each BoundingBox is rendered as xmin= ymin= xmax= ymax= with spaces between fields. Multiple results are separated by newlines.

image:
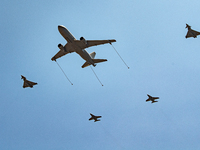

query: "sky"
xmin=1 ymin=0 xmax=200 ymax=149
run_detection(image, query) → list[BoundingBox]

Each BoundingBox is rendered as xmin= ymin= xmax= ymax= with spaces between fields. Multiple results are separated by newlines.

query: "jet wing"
xmin=51 ymin=43 xmax=76 ymax=61
xmin=74 ymin=39 xmax=116 ymax=49
xmin=186 ymin=30 xmax=200 ymax=38
xmin=153 ymin=97 xmax=159 ymax=99
xmin=86 ymin=39 xmax=116 ymax=48
xmin=186 ymin=31 xmax=194 ymax=38
xmin=96 ymin=116 xmax=102 ymax=118
xmin=23 ymin=82 xmax=28 ymax=88
xmin=23 ymin=80 xmax=37 ymax=88
xmin=51 ymin=50 xmax=70 ymax=61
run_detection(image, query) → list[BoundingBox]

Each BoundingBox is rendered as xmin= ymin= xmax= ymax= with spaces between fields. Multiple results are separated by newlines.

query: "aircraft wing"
xmin=186 ymin=30 xmax=200 ymax=38
xmin=153 ymin=97 xmax=159 ymax=99
xmin=23 ymin=82 xmax=28 ymax=88
xmin=75 ymin=39 xmax=116 ymax=49
xmin=86 ymin=39 xmax=116 ymax=48
xmin=51 ymin=43 xmax=76 ymax=61
xmin=192 ymin=29 xmax=200 ymax=35
xmin=186 ymin=30 xmax=194 ymax=38
xmin=96 ymin=116 xmax=102 ymax=118
xmin=23 ymin=81 xmax=37 ymax=88
xmin=51 ymin=50 xmax=69 ymax=61
xmin=27 ymin=80 xmax=37 ymax=86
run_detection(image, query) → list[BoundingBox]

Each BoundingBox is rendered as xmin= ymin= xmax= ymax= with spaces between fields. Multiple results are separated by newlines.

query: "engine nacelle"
xmin=80 ymin=37 xmax=87 ymax=46
xmin=58 ymin=43 xmax=68 ymax=52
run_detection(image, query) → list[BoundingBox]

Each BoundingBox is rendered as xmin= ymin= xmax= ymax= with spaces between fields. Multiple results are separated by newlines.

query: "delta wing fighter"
xmin=21 ymin=75 xmax=37 ymax=88
xmin=185 ymin=24 xmax=200 ymax=38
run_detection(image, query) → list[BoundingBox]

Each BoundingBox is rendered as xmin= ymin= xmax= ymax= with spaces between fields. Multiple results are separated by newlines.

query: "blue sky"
xmin=1 ymin=0 xmax=200 ymax=149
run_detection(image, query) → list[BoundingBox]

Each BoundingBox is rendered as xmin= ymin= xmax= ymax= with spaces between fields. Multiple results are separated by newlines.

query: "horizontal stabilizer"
xmin=81 ymin=59 xmax=107 ymax=68
xmin=82 ymin=62 xmax=90 ymax=68
xmin=92 ymin=59 xmax=107 ymax=63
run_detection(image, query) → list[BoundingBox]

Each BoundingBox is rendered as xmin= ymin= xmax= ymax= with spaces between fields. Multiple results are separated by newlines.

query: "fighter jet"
xmin=21 ymin=75 xmax=37 ymax=88
xmin=89 ymin=113 xmax=102 ymax=122
xmin=185 ymin=24 xmax=200 ymax=38
xmin=146 ymin=94 xmax=159 ymax=103
xmin=51 ymin=25 xmax=116 ymax=68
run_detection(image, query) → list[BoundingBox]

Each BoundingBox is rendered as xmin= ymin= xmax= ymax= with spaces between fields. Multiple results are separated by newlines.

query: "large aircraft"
xmin=146 ymin=94 xmax=159 ymax=103
xmin=21 ymin=75 xmax=37 ymax=88
xmin=51 ymin=25 xmax=116 ymax=68
xmin=185 ymin=24 xmax=200 ymax=38
xmin=89 ymin=113 xmax=102 ymax=122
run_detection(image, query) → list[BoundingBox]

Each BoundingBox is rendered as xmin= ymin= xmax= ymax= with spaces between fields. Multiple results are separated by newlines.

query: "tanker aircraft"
xmin=51 ymin=25 xmax=116 ymax=68
xmin=21 ymin=75 xmax=37 ymax=88
xmin=89 ymin=113 xmax=102 ymax=122
xmin=146 ymin=94 xmax=159 ymax=103
xmin=185 ymin=24 xmax=200 ymax=38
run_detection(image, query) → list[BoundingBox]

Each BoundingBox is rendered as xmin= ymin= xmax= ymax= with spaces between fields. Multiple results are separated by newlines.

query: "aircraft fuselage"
xmin=58 ymin=25 xmax=95 ymax=66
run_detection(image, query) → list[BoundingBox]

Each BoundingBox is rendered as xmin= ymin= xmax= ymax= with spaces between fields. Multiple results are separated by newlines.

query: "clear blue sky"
xmin=1 ymin=0 xmax=200 ymax=149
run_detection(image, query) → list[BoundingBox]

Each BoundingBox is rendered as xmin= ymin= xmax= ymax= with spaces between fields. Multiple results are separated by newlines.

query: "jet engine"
xmin=58 ymin=43 xmax=67 ymax=52
xmin=80 ymin=37 xmax=87 ymax=46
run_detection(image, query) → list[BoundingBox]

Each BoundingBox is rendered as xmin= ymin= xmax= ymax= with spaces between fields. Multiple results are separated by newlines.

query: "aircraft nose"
xmin=58 ymin=25 xmax=67 ymax=33
xmin=58 ymin=25 xmax=65 ymax=30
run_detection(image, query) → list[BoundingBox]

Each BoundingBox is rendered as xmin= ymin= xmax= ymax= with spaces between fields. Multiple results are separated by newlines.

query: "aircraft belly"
xmin=78 ymin=49 xmax=93 ymax=64
xmin=65 ymin=44 xmax=74 ymax=52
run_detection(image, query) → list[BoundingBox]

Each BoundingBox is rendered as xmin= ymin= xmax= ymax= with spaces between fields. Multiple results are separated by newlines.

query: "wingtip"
xmin=51 ymin=57 xmax=56 ymax=61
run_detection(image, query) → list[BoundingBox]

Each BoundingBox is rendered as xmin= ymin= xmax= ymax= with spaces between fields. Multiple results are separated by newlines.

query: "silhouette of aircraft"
xmin=51 ymin=25 xmax=116 ymax=68
xmin=89 ymin=113 xmax=102 ymax=122
xmin=21 ymin=75 xmax=37 ymax=88
xmin=185 ymin=24 xmax=200 ymax=38
xmin=146 ymin=94 xmax=159 ymax=103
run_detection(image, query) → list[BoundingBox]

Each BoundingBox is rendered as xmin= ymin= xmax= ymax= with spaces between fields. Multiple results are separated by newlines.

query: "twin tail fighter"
xmin=89 ymin=113 xmax=102 ymax=122
xmin=21 ymin=75 xmax=37 ymax=88
xmin=146 ymin=94 xmax=159 ymax=103
xmin=51 ymin=25 xmax=116 ymax=68
xmin=185 ymin=24 xmax=200 ymax=38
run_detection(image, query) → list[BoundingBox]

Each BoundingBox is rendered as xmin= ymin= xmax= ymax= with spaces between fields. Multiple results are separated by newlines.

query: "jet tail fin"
xmin=90 ymin=52 xmax=96 ymax=59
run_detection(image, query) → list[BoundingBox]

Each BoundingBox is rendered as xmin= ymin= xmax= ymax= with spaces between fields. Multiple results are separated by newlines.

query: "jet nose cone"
xmin=58 ymin=25 xmax=67 ymax=33
xmin=58 ymin=25 xmax=65 ymax=30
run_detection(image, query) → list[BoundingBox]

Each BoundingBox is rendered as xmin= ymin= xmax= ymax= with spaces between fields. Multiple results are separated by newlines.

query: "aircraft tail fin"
xmin=21 ymin=75 xmax=26 ymax=80
xmin=90 ymin=52 xmax=96 ymax=59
